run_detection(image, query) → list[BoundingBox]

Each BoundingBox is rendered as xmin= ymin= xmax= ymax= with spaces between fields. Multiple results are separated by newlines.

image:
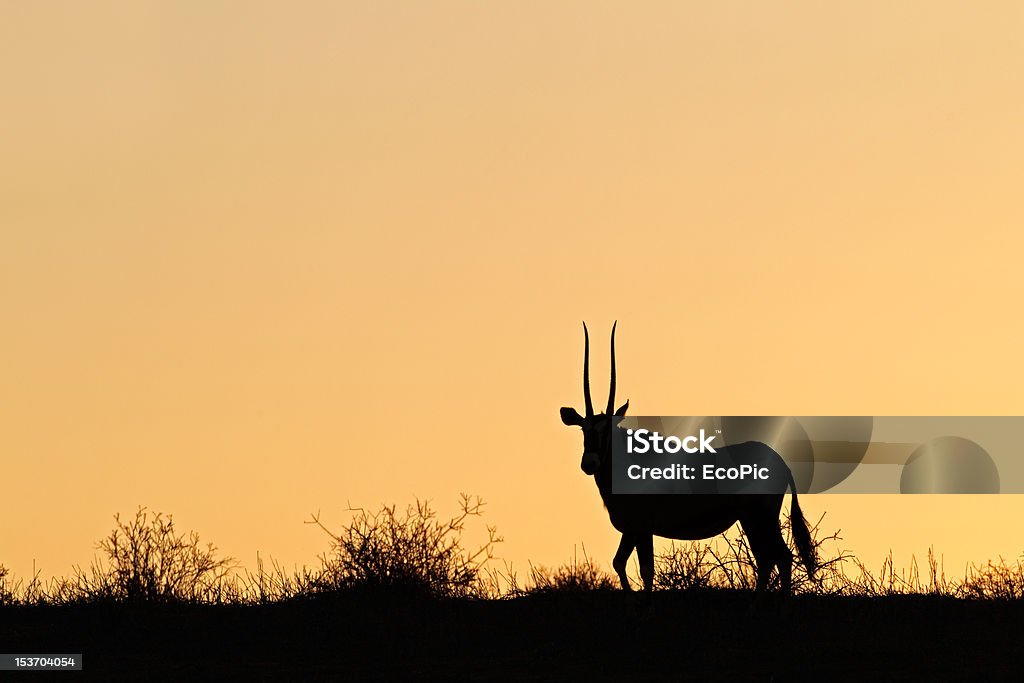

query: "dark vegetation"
xmin=2 ymin=498 xmax=1023 ymax=680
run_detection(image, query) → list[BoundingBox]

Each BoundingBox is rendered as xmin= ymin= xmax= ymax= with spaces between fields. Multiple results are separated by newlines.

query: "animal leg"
xmin=612 ymin=534 xmax=635 ymax=591
xmin=636 ymin=533 xmax=655 ymax=592
xmin=754 ymin=547 xmax=774 ymax=593
xmin=743 ymin=522 xmax=775 ymax=593
xmin=773 ymin=529 xmax=793 ymax=594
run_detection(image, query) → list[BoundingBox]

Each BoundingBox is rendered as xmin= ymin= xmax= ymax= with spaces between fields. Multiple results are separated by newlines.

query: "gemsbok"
xmin=559 ymin=323 xmax=816 ymax=593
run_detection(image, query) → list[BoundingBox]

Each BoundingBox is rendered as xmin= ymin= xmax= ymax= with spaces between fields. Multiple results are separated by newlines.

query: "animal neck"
xmin=592 ymin=425 xmax=621 ymax=507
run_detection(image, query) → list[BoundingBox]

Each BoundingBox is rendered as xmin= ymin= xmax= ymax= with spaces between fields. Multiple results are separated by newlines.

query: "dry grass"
xmin=490 ymin=547 xmax=619 ymax=596
xmin=3 ymin=501 xmax=1024 ymax=605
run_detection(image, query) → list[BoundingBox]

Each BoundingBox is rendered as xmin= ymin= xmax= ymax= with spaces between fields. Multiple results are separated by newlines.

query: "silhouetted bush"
xmin=656 ymin=512 xmax=850 ymax=594
xmin=48 ymin=507 xmax=235 ymax=604
xmin=961 ymin=557 xmax=1024 ymax=599
xmin=4 ymin=502 xmax=1024 ymax=604
xmin=306 ymin=494 xmax=502 ymax=598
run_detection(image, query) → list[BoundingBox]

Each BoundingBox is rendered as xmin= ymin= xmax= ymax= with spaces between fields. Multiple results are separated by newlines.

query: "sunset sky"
xmin=3 ymin=2 xmax=1023 ymax=585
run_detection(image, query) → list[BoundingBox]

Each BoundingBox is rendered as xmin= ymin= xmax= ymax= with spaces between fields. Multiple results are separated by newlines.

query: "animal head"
xmin=560 ymin=322 xmax=629 ymax=475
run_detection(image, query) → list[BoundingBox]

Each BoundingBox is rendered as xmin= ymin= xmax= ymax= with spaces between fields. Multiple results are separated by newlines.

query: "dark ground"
xmin=2 ymin=591 xmax=1021 ymax=681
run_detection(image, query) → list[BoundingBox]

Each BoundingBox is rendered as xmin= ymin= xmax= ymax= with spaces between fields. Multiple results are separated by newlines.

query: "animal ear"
xmin=614 ymin=400 xmax=629 ymax=416
xmin=560 ymin=407 xmax=585 ymax=426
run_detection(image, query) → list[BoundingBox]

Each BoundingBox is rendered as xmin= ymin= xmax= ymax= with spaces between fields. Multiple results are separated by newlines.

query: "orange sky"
xmin=2 ymin=2 xmax=1023 ymax=585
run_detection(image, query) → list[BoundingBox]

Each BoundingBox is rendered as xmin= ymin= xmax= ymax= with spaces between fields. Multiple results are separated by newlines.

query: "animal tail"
xmin=787 ymin=469 xmax=817 ymax=580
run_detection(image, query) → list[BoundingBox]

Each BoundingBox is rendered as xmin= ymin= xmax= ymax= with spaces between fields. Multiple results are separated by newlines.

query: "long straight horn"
xmin=606 ymin=321 xmax=617 ymax=415
xmin=583 ymin=322 xmax=594 ymax=417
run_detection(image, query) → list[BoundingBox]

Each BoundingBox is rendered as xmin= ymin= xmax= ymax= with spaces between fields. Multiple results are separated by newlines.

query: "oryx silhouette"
xmin=560 ymin=323 xmax=816 ymax=593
